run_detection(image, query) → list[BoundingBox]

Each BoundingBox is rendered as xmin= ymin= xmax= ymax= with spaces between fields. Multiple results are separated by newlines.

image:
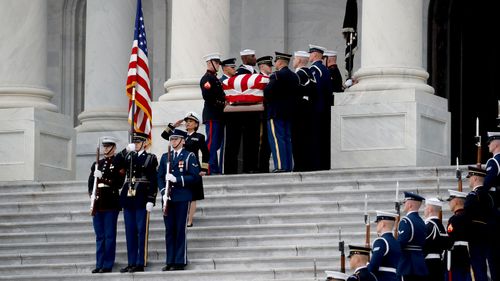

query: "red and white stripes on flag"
xmin=126 ymin=0 xmax=152 ymax=139
xmin=222 ymin=74 xmax=269 ymax=105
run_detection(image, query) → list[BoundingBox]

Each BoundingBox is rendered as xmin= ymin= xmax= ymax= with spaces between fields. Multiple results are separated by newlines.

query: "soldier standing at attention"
xmin=263 ymin=52 xmax=298 ymax=172
xmin=255 ymin=55 xmax=274 ymax=173
xmin=88 ymin=137 xmax=124 ymax=274
xmin=368 ymin=211 xmax=401 ymax=281
xmin=423 ymin=198 xmax=449 ymax=281
xmin=446 ymin=189 xmax=472 ymax=281
xmin=119 ymin=132 xmax=158 ymax=273
xmin=200 ymin=53 xmax=225 ymax=175
xmin=220 ymin=58 xmax=237 ymax=82
xmin=347 ymin=245 xmax=378 ymax=281
xmin=157 ymin=129 xmax=201 ymax=271
xmin=397 ymin=192 xmax=428 ymax=280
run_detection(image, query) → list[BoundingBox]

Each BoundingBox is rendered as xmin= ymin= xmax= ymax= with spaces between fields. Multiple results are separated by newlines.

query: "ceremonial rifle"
xmin=339 ymin=227 xmax=345 ymax=273
xmin=90 ymin=139 xmax=100 ymax=216
xmin=163 ymin=145 xmax=172 ymax=216
xmin=364 ymin=194 xmax=370 ymax=249
xmin=456 ymin=157 xmax=462 ymax=192
xmin=437 ymin=170 xmax=443 ymax=221
xmin=127 ymin=87 xmax=136 ymax=197
xmin=475 ymin=117 xmax=482 ymax=169
xmin=394 ymin=181 xmax=401 ymax=239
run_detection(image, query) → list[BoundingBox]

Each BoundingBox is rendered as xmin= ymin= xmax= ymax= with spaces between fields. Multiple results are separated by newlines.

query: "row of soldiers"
xmin=200 ymin=44 xmax=344 ymax=174
xmin=325 ymin=131 xmax=500 ymax=281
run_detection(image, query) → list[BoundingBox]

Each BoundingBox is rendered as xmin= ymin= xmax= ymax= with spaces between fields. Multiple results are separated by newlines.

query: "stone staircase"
xmin=0 ymin=166 xmax=464 ymax=281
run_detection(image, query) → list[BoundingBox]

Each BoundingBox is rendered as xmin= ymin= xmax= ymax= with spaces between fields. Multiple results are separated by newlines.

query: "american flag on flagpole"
xmin=126 ymin=0 xmax=152 ymax=139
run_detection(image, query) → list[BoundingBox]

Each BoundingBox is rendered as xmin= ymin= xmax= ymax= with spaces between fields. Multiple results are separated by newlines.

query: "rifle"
xmin=436 ymin=171 xmax=443 ymax=221
xmin=127 ymin=87 xmax=136 ymax=197
xmin=163 ymin=145 xmax=172 ymax=216
xmin=90 ymin=139 xmax=100 ymax=216
xmin=394 ymin=181 xmax=401 ymax=238
xmin=475 ymin=117 xmax=482 ymax=169
xmin=456 ymin=157 xmax=462 ymax=192
xmin=339 ymin=227 xmax=345 ymax=273
xmin=364 ymin=194 xmax=370 ymax=249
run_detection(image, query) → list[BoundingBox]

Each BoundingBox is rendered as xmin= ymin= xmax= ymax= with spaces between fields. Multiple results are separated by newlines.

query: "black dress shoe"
xmin=161 ymin=265 xmax=172 ymax=271
xmin=129 ymin=265 xmax=144 ymax=272
xmin=99 ymin=268 xmax=112 ymax=273
xmin=91 ymin=268 xmax=101 ymax=274
xmin=187 ymin=223 xmax=193 ymax=227
xmin=120 ymin=265 xmax=134 ymax=273
xmin=172 ymin=265 xmax=185 ymax=271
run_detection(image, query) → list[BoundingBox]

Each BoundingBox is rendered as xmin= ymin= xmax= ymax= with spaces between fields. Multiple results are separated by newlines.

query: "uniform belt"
xmin=491 ymin=187 xmax=496 ymax=192
xmin=454 ymin=241 xmax=468 ymax=247
xmin=425 ymin=253 xmax=441 ymax=259
xmin=404 ymin=245 xmax=422 ymax=251
xmin=303 ymin=96 xmax=309 ymax=101
xmin=125 ymin=178 xmax=150 ymax=183
xmin=378 ymin=267 xmax=397 ymax=273
xmin=97 ymin=183 xmax=110 ymax=188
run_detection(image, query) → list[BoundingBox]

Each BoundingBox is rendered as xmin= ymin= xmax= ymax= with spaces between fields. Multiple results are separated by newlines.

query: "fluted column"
xmin=0 ymin=0 xmax=57 ymax=111
xmin=77 ymin=0 xmax=135 ymax=132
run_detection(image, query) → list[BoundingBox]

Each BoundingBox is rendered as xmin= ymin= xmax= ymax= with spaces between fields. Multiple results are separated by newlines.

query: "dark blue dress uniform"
xmin=200 ymin=61 xmax=225 ymax=175
xmin=397 ymin=192 xmax=428 ymax=280
xmin=87 ymin=140 xmax=124 ymax=273
xmin=347 ymin=266 xmax=378 ymax=281
xmin=368 ymin=231 xmax=401 ymax=281
xmin=263 ymin=52 xmax=298 ymax=172
xmin=327 ymin=64 xmax=344 ymax=105
xmin=158 ymin=131 xmax=201 ymax=270
xmin=119 ymin=133 xmax=158 ymax=272
xmin=423 ymin=215 xmax=449 ymax=281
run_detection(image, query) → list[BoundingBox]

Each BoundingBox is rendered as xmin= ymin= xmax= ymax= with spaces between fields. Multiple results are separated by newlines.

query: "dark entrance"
xmin=428 ymin=0 xmax=500 ymax=165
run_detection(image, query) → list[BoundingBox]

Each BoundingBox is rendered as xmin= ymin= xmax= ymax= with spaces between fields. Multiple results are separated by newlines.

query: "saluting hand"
xmin=174 ymin=119 xmax=183 ymax=127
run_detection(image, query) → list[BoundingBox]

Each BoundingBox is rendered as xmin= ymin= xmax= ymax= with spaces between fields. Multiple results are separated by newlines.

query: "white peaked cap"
xmin=240 ymin=49 xmax=256 ymax=56
xmin=324 ymin=50 xmax=338 ymax=57
xmin=101 ymin=136 xmax=118 ymax=144
xmin=294 ymin=51 xmax=310 ymax=58
xmin=308 ymin=44 xmax=327 ymax=53
xmin=447 ymin=189 xmax=467 ymax=200
xmin=325 ymin=270 xmax=348 ymax=280
xmin=426 ymin=197 xmax=444 ymax=208
xmin=203 ymin=53 xmax=221 ymax=62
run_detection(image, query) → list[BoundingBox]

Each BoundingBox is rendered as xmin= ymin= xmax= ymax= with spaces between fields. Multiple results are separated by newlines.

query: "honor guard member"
xmin=347 ymin=245 xmax=378 ymax=281
xmin=200 ymin=53 xmax=225 ymax=175
xmin=397 ymin=191 xmax=428 ymax=280
xmin=119 ymin=132 xmax=158 ymax=273
xmin=237 ymin=49 xmax=258 ymax=74
xmin=158 ymin=129 xmax=201 ymax=271
xmin=255 ymin=55 xmax=273 ymax=173
xmin=308 ymin=44 xmax=333 ymax=171
xmin=263 ymin=52 xmax=299 ymax=172
xmin=446 ymin=189 xmax=472 ymax=281
xmin=220 ymin=58 xmax=237 ymax=82
xmin=291 ymin=51 xmax=314 ymax=171
xmin=325 ymin=270 xmax=349 ymax=281
xmin=161 ymin=111 xmax=209 ymax=227
xmin=88 ymin=137 xmax=124 ymax=273
xmin=484 ymin=131 xmax=500 ymax=273
xmin=423 ymin=198 xmax=449 ymax=281
xmin=323 ymin=50 xmax=344 ymax=103
xmin=464 ymin=166 xmax=497 ymax=281
xmin=368 ymin=211 xmax=401 ymax=281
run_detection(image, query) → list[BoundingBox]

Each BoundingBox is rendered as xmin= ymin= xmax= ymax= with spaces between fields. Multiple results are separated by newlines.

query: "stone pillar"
xmin=152 ymin=0 xmax=229 ymax=156
xmin=331 ymin=0 xmax=451 ymax=169
xmin=75 ymin=0 xmax=135 ymax=179
xmin=0 ymin=0 xmax=75 ymax=182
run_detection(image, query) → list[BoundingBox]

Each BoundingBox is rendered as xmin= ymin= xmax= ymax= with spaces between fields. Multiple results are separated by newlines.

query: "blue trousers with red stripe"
xmin=267 ymin=118 xmax=293 ymax=172
xmin=93 ymin=210 xmax=119 ymax=270
xmin=204 ymin=120 xmax=224 ymax=174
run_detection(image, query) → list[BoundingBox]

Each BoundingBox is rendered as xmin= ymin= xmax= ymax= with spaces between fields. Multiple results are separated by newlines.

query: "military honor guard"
xmin=157 ymin=129 xmax=201 ymax=271
xmin=263 ymin=52 xmax=299 ymax=172
xmin=347 ymin=245 xmax=378 ymax=281
xmin=325 ymin=270 xmax=348 ymax=281
xmin=220 ymin=58 xmax=237 ymax=82
xmin=464 ymin=166 xmax=497 ymax=280
xmin=161 ymin=111 xmax=209 ymax=227
xmin=323 ymin=50 xmax=344 ymax=101
xmin=446 ymin=189 xmax=472 ymax=281
xmin=367 ymin=211 xmax=401 ymax=281
xmin=88 ymin=137 xmax=123 ymax=273
xmin=308 ymin=44 xmax=333 ymax=171
xmin=254 ymin=55 xmax=273 ymax=173
xmin=200 ymin=53 xmax=225 ymax=175
xmin=397 ymin=191 xmax=428 ymax=280
xmin=119 ymin=132 xmax=158 ymax=273
xmin=237 ymin=49 xmax=258 ymax=74
xmin=423 ymin=197 xmax=449 ymax=281
xmin=484 ymin=131 xmax=500 ymax=272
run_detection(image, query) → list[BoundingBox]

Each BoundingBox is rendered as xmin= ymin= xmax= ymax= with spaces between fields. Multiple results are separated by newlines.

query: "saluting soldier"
xmin=88 ymin=137 xmax=124 ymax=274
xmin=423 ymin=198 xmax=449 ymax=281
xmin=119 ymin=132 xmax=158 ymax=273
xmin=263 ymin=52 xmax=299 ymax=172
xmin=464 ymin=166 xmax=497 ymax=280
xmin=446 ymin=189 xmax=472 ymax=281
xmin=397 ymin=192 xmax=428 ymax=281
xmin=368 ymin=211 xmax=401 ymax=281
xmin=200 ymin=53 xmax=225 ymax=175
xmin=325 ymin=270 xmax=348 ymax=281
xmin=157 ymin=129 xmax=201 ymax=271
xmin=347 ymin=245 xmax=378 ymax=281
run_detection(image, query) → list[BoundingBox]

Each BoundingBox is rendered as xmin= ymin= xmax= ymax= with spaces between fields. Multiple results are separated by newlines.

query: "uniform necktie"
xmin=174 ymin=151 xmax=178 ymax=161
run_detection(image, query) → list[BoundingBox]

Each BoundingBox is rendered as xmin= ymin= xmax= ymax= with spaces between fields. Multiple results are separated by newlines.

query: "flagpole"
xmin=130 ymin=86 xmax=136 ymax=143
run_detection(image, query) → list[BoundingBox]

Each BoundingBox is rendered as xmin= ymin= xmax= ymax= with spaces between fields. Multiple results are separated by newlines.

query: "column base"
xmin=0 ymin=108 xmax=75 ymax=182
xmin=76 ymin=109 xmax=129 ymax=132
xmin=161 ymin=78 xmax=200 ymax=101
xmin=331 ymin=89 xmax=451 ymax=169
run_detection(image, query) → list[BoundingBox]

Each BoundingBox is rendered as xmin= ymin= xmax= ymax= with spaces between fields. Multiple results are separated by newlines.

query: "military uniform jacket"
xmin=309 ymin=60 xmax=333 ymax=113
xmin=88 ymin=155 xmax=123 ymax=211
xmin=446 ymin=209 xmax=471 ymax=270
xmin=464 ymin=185 xmax=495 ymax=243
xmin=347 ymin=266 xmax=378 ymax=281
xmin=119 ymin=151 xmax=158 ymax=209
xmin=161 ymin=125 xmax=209 ymax=172
xmin=157 ymin=148 xmax=201 ymax=202
xmin=368 ymin=231 xmax=401 ymax=281
xmin=236 ymin=64 xmax=257 ymax=75
xmin=484 ymin=153 xmax=500 ymax=208
xmin=423 ymin=216 xmax=449 ymax=259
xmin=327 ymin=64 xmax=343 ymax=106
xmin=200 ymin=70 xmax=226 ymax=122
xmin=263 ymin=66 xmax=299 ymax=120
xmin=295 ymin=67 xmax=315 ymax=112
xmin=397 ymin=211 xmax=429 ymax=276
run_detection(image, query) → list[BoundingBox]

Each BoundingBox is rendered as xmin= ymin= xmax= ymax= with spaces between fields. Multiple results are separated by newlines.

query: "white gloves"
xmin=146 ymin=202 xmax=154 ymax=212
xmin=344 ymin=79 xmax=353 ymax=88
xmin=126 ymin=143 xmax=135 ymax=152
xmin=93 ymin=170 xmax=102 ymax=179
xmin=163 ymin=193 xmax=168 ymax=203
xmin=166 ymin=173 xmax=177 ymax=183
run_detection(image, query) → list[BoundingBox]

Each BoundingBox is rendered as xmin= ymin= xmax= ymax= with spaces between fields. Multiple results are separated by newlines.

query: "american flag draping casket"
xmin=222 ymin=74 xmax=269 ymax=110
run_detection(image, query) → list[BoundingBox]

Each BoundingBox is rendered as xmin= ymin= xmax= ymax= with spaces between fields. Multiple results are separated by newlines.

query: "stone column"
xmin=152 ymin=0 xmax=229 ymax=156
xmin=331 ymin=0 xmax=451 ymax=169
